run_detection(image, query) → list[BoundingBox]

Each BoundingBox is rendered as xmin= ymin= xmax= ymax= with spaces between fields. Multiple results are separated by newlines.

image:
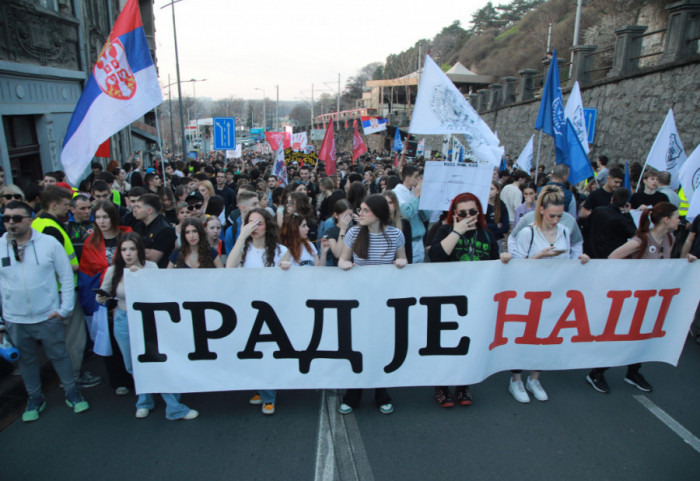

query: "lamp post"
xmin=161 ymin=0 xmax=187 ymax=159
xmin=254 ymin=87 xmax=266 ymax=130
xmin=164 ymin=78 xmax=205 ymax=152
xmin=190 ymin=78 xmax=206 ymax=146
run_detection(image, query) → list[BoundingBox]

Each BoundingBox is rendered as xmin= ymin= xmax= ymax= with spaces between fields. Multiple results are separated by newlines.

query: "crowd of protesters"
xmin=0 ymin=145 xmax=698 ymax=423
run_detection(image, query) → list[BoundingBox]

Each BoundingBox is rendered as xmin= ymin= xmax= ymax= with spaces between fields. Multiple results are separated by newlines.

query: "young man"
xmin=224 ymin=190 xmax=260 ymax=254
xmin=0 ymin=201 xmax=90 ymax=422
xmin=214 ymin=170 xmax=236 ymax=217
xmin=31 ymin=186 xmax=100 ymax=389
xmin=629 ymin=171 xmax=669 ymax=209
xmin=65 ymin=194 xmax=94 ymax=261
xmin=393 ymin=165 xmax=430 ymax=263
xmin=595 ymin=155 xmax=609 ymax=186
xmin=500 ymin=170 xmax=530 ymax=227
xmin=132 ymin=193 xmax=176 ymax=268
xmin=579 ymin=167 xmax=625 ymax=219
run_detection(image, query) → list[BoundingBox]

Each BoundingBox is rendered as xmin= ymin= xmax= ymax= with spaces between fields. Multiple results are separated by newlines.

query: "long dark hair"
xmin=288 ymin=191 xmax=313 ymax=218
xmin=90 ymin=200 xmax=120 ymax=247
xmin=352 ymin=194 xmax=391 ymax=260
xmin=280 ymin=213 xmax=313 ymax=263
xmin=490 ymin=181 xmax=503 ymax=223
xmin=637 ymin=202 xmax=677 ymax=236
xmin=177 ymin=218 xmax=215 ymax=268
xmin=446 ymin=193 xmax=487 ymax=229
xmin=240 ymin=208 xmax=281 ymax=267
xmin=110 ymin=232 xmax=146 ymax=297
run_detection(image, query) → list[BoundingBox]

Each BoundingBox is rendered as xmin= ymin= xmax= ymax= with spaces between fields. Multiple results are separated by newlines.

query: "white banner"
xmin=642 ymin=109 xmax=687 ymax=189
xmin=420 ymin=161 xmax=492 ymax=212
xmin=310 ymin=129 xmax=325 ymax=141
xmin=124 ymin=261 xmax=699 ymax=394
xmin=679 ymin=143 xmax=700 ymax=208
xmin=291 ymin=132 xmax=308 ymax=152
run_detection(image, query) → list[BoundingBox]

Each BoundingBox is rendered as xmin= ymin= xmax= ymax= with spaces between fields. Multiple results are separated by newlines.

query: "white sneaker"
xmin=135 ymin=408 xmax=150 ymax=419
xmin=526 ymin=377 xmax=549 ymax=401
xmin=115 ymin=387 xmax=130 ymax=396
xmin=182 ymin=409 xmax=199 ymax=420
xmin=509 ymin=379 xmax=530 ymax=403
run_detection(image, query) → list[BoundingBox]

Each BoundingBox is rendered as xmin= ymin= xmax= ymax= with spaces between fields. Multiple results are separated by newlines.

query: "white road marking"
xmin=634 ymin=395 xmax=700 ymax=454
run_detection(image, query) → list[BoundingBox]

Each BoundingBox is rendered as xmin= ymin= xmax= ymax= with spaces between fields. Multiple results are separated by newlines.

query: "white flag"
xmin=642 ymin=109 xmax=687 ymax=189
xmin=410 ymin=55 xmax=504 ymax=166
xmin=564 ymin=81 xmax=589 ymax=154
xmin=679 ymin=144 xmax=700 ymax=211
xmin=452 ymin=137 xmax=466 ymax=163
xmin=442 ymin=135 xmax=450 ymax=158
xmin=687 ymin=186 xmax=700 ymax=222
xmin=516 ymin=135 xmax=534 ymax=172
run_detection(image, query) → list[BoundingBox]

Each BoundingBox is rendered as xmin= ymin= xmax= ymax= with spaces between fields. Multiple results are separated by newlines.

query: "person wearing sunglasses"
xmin=428 ymin=192 xmax=500 ymax=408
xmin=0 ymin=185 xmax=25 ymax=237
xmin=0 ymin=201 xmax=90 ymax=422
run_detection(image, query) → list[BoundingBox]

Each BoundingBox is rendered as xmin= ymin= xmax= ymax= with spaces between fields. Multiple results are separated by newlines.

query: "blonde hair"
xmin=199 ymin=180 xmax=215 ymax=198
xmin=534 ymin=185 xmax=565 ymax=229
xmin=382 ymin=190 xmax=402 ymax=228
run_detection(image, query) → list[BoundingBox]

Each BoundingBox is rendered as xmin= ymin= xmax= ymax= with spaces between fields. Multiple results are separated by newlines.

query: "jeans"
xmin=6 ymin=319 xmax=76 ymax=397
xmin=113 ymin=308 xmax=191 ymax=420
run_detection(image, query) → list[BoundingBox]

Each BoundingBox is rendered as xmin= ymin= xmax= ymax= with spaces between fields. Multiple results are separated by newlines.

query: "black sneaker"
xmin=77 ymin=371 xmax=101 ymax=389
xmin=434 ymin=387 xmax=454 ymax=408
xmin=625 ymin=372 xmax=653 ymax=392
xmin=586 ymin=373 xmax=610 ymax=394
xmin=455 ymin=386 xmax=473 ymax=406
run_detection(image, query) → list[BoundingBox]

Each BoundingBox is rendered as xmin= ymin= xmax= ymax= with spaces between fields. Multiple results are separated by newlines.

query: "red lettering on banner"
xmin=541 ymin=291 xmax=595 ymax=345
xmin=489 ymin=291 xmax=552 ymax=350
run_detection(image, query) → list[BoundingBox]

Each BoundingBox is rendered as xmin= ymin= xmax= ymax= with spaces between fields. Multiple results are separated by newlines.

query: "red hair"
xmin=445 ymin=193 xmax=487 ymax=229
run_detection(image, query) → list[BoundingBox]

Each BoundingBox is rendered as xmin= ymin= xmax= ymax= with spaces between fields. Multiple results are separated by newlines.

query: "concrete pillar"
xmin=569 ymin=45 xmax=597 ymax=86
xmin=608 ymin=25 xmax=648 ymax=78
xmin=468 ymin=93 xmax=480 ymax=109
xmin=663 ymin=0 xmax=700 ymax=62
xmin=487 ymin=84 xmax=503 ymax=110
xmin=502 ymin=76 xmax=517 ymax=105
xmin=517 ymin=69 xmax=537 ymax=102
xmin=477 ymin=89 xmax=489 ymax=113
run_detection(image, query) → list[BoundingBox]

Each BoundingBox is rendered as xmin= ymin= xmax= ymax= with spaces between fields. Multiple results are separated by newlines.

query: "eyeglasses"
xmin=3 ymin=215 xmax=30 ymax=223
xmin=3 ymin=194 xmax=22 ymax=200
xmin=455 ymin=208 xmax=479 ymax=218
xmin=186 ymin=203 xmax=203 ymax=211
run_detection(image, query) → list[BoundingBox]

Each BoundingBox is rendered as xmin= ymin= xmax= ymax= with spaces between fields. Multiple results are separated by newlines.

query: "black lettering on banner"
xmin=237 ymin=301 xmax=298 ymax=360
xmin=418 ymin=296 xmax=470 ymax=356
xmin=183 ymin=302 xmax=237 ymax=360
xmin=133 ymin=302 xmax=181 ymax=363
xmin=384 ymin=297 xmax=418 ymax=373
xmin=299 ymin=300 xmax=362 ymax=374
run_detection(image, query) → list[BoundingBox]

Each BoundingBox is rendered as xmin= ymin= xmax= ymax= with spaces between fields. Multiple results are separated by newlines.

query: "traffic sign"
xmin=583 ymin=108 xmax=597 ymax=144
xmin=213 ymin=117 xmax=236 ymax=150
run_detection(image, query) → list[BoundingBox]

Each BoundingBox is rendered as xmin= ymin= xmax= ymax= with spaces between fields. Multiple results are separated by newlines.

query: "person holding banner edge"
xmin=500 ymin=186 xmax=590 ymax=403
xmin=338 ymin=194 xmax=407 ymax=415
xmin=429 ymin=192 xmax=499 ymax=407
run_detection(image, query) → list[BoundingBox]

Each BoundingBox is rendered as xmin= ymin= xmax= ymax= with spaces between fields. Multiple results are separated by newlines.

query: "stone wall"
xmin=480 ymin=58 xmax=700 ymax=169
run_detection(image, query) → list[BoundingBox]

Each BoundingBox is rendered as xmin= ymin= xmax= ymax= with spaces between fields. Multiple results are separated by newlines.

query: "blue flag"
xmin=499 ymin=156 xmax=507 ymax=172
xmin=393 ymin=128 xmax=403 ymax=152
xmin=565 ymin=119 xmax=594 ymax=185
xmin=535 ymin=49 xmax=567 ymax=165
xmin=458 ymin=146 xmax=464 ymax=163
xmin=623 ymin=161 xmax=631 ymax=197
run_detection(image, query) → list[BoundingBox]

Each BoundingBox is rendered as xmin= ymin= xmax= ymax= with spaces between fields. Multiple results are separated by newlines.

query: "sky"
xmin=153 ymin=0 xmax=491 ymax=102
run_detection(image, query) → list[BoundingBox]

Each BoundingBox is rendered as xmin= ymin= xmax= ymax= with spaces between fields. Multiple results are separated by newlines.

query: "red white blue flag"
xmin=360 ymin=116 xmax=388 ymax=135
xmin=61 ymin=0 xmax=162 ymax=184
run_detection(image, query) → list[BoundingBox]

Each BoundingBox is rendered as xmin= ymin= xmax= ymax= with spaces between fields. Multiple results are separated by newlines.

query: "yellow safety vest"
xmin=679 ymin=188 xmax=689 ymax=217
xmin=31 ymin=216 xmax=78 ymax=285
xmin=112 ymin=190 xmax=122 ymax=206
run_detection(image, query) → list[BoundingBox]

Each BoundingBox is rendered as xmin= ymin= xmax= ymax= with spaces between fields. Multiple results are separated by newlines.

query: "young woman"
xmin=317 ymin=177 xmax=335 ymax=220
xmin=500 ymin=186 xmax=589 ymax=403
xmin=428 ymin=193 xmax=500 ymax=408
xmin=98 ymin=233 xmax=199 ymax=420
xmin=280 ymin=213 xmax=327 ymax=266
xmin=590 ymin=202 xmax=685 ymax=393
xmin=226 ymin=208 xmax=290 ymax=415
xmin=514 ymin=182 xmax=537 ymax=224
xmin=383 ymin=190 xmax=413 ymax=264
xmin=338 ymin=194 xmax=407 ymax=415
xmin=161 ymin=187 xmax=177 ymax=225
xmin=284 ymin=192 xmax=318 ymax=242
xmin=168 ymin=218 xmax=223 ymax=268
xmin=78 ymin=201 xmax=132 ymax=396
xmin=204 ymin=215 xmax=225 ymax=262
xmin=486 ymin=181 xmax=509 ymax=244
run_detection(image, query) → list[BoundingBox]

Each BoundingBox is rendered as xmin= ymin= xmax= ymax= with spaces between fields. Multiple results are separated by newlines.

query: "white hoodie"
xmin=0 ymin=229 xmax=75 ymax=324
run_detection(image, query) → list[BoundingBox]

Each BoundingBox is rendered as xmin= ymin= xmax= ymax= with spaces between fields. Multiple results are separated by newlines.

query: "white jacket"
xmin=0 ymin=229 xmax=75 ymax=324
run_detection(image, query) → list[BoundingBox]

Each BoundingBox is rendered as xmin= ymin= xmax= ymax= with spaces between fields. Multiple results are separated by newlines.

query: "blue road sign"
xmin=213 ymin=117 xmax=236 ymax=150
xmin=583 ymin=108 xmax=597 ymax=144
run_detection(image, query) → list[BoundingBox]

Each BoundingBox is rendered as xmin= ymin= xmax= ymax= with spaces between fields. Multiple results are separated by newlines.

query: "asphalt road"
xmin=2 ymin=338 xmax=699 ymax=481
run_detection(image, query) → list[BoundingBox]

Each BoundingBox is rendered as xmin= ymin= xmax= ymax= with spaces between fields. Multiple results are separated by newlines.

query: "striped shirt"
xmin=344 ymin=225 xmax=405 ymax=266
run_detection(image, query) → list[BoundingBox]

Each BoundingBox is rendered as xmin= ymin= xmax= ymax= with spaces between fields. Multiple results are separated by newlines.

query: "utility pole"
xmin=275 ymin=85 xmax=279 ymax=131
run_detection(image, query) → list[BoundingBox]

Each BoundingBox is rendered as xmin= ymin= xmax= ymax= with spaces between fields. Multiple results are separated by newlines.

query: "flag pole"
xmin=399 ymin=133 xmax=409 ymax=171
xmin=534 ymin=130 xmax=543 ymax=184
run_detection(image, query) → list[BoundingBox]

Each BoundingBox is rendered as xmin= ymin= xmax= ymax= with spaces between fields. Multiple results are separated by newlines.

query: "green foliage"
xmin=496 ymin=24 xmax=519 ymax=41
xmin=440 ymin=63 xmax=451 ymax=72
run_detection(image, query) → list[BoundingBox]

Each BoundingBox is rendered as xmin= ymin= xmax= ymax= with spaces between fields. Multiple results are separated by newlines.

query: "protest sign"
xmin=419 ymin=161 xmax=493 ymax=212
xmin=125 ymin=260 xmax=699 ymax=394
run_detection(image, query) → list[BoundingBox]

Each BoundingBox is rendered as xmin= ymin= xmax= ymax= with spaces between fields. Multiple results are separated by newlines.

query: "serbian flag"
xmin=352 ymin=121 xmax=367 ymax=162
xmin=60 ymin=0 xmax=162 ymax=185
xmin=361 ymin=116 xmax=388 ymax=135
xmin=319 ymin=120 xmax=336 ymax=175
xmin=95 ymin=138 xmax=110 ymax=158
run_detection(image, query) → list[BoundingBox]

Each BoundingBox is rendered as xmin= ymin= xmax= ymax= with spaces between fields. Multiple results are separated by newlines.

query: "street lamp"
xmin=161 ymin=0 xmax=187 ymax=159
xmin=189 ymin=78 xmax=206 ymax=144
xmin=254 ymin=87 xmax=266 ymax=130
xmin=164 ymin=78 xmax=205 ymax=152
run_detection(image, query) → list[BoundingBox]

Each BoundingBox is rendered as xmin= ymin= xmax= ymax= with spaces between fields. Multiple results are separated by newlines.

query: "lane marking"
xmin=314 ymin=390 xmax=336 ymax=481
xmin=634 ymin=395 xmax=700 ymax=454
